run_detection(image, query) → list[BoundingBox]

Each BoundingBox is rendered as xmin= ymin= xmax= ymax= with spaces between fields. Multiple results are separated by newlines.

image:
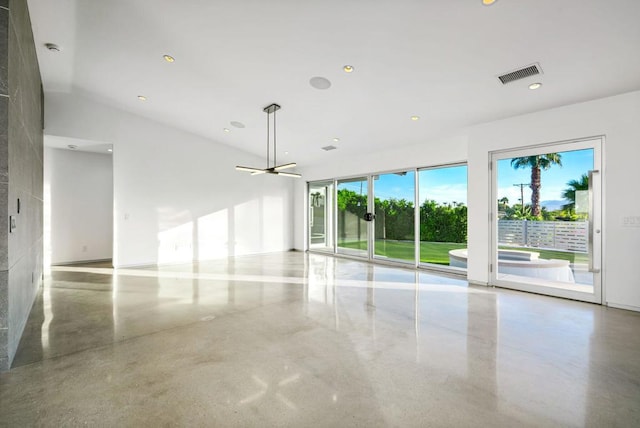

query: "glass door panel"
xmin=308 ymin=181 xmax=334 ymax=252
xmin=373 ymin=171 xmax=415 ymax=263
xmin=492 ymin=139 xmax=602 ymax=303
xmin=418 ymin=165 xmax=468 ymax=270
xmin=337 ymin=177 xmax=369 ymax=257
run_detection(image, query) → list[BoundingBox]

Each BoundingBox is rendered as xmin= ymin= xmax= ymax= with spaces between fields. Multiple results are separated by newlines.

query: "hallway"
xmin=1 ymin=252 xmax=639 ymax=426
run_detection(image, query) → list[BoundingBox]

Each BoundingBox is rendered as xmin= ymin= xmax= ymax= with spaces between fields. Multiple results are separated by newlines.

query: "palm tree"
xmin=561 ymin=173 xmax=589 ymax=212
xmin=510 ymin=154 xmax=562 ymax=217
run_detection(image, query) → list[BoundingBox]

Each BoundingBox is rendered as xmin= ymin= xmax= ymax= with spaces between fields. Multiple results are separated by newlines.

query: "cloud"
xmin=420 ymin=184 xmax=468 ymax=204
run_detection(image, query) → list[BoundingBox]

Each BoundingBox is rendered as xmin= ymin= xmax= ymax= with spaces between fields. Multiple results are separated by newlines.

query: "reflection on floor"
xmin=51 ymin=259 xmax=114 ymax=269
xmin=1 ymin=252 xmax=639 ymax=426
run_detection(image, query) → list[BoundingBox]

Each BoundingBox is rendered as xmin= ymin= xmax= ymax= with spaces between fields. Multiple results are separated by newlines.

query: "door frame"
xmin=335 ymin=175 xmax=372 ymax=258
xmin=371 ymin=169 xmax=417 ymax=266
xmin=307 ymin=180 xmax=334 ymax=253
xmin=489 ymin=136 xmax=604 ymax=304
xmin=416 ymin=162 xmax=469 ymax=274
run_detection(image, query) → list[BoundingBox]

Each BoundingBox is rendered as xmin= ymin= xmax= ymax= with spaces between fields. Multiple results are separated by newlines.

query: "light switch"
xmin=622 ymin=216 xmax=640 ymax=227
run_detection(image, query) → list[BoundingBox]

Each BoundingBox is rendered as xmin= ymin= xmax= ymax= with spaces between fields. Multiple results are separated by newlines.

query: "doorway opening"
xmin=44 ymin=140 xmax=114 ymax=268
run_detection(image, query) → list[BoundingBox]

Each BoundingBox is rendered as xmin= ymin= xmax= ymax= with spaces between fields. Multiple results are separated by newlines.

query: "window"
xmin=418 ymin=165 xmax=468 ymax=269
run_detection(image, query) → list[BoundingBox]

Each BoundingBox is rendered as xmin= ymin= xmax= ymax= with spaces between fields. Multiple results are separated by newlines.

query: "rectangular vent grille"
xmin=498 ymin=64 xmax=541 ymax=84
xmin=321 ymin=145 xmax=337 ymax=151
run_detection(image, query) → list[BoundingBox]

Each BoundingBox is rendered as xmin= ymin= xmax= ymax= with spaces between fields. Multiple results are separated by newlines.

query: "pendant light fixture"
xmin=235 ymin=103 xmax=301 ymax=178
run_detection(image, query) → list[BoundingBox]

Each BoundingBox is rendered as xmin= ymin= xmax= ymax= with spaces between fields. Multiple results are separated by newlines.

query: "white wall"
xmin=296 ymin=90 xmax=640 ymax=312
xmin=466 ymin=90 xmax=640 ymax=311
xmin=45 ymin=93 xmax=294 ymax=267
xmin=44 ymin=147 xmax=113 ymax=264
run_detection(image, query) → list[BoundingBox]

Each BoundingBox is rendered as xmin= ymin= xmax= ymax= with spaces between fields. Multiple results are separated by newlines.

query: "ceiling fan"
xmin=235 ymin=103 xmax=301 ymax=178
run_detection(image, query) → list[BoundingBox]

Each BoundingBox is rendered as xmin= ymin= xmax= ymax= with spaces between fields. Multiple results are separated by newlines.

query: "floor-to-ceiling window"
xmin=373 ymin=171 xmax=415 ymax=263
xmin=308 ymin=181 xmax=334 ymax=252
xmin=418 ymin=164 xmax=468 ymax=270
xmin=336 ymin=177 xmax=369 ymax=257
xmin=308 ymin=164 xmax=468 ymax=274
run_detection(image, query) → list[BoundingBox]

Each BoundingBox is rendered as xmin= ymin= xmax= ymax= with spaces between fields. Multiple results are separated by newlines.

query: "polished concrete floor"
xmin=1 ymin=252 xmax=639 ymax=427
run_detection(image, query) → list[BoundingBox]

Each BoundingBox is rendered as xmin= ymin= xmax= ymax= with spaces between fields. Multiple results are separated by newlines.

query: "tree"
xmin=502 ymin=203 xmax=531 ymax=220
xmin=561 ymin=173 xmax=589 ymax=213
xmin=337 ymin=189 xmax=467 ymax=243
xmin=337 ymin=189 xmax=367 ymax=217
xmin=376 ymin=198 xmax=414 ymax=240
xmin=419 ymin=200 xmax=467 ymax=243
xmin=510 ymin=154 xmax=563 ymax=217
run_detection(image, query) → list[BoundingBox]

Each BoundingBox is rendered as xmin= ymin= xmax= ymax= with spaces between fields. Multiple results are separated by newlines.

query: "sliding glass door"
xmin=336 ymin=177 xmax=370 ymax=257
xmin=418 ymin=165 xmax=468 ymax=270
xmin=308 ymin=181 xmax=334 ymax=252
xmin=308 ymin=165 xmax=468 ymax=274
xmin=373 ymin=171 xmax=415 ymax=263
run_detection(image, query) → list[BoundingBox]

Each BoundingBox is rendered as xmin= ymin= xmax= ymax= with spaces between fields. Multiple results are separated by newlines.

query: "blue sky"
xmin=373 ymin=171 xmax=416 ymax=202
xmin=338 ymin=148 xmax=593 ymax=207
xmin=497 ymin=148 xmax=593 ymax=205
xmin=419 ymin=166 xmax=468 ymax=205
xmin=371 ymin=165 xmax=468 ymax=204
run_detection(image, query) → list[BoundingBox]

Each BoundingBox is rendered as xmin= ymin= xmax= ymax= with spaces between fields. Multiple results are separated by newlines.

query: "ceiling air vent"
xmin=497 ymin=63 xmax=542 ymax=85
xmin=321 ymin=145 xmax=337 ymax=151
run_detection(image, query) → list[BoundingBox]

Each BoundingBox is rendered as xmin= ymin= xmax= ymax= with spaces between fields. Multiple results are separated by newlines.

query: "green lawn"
xmin=338 ymin=240 xmax=588 ymax=265
xmin=339 ymin=240 xmax=466 ymax=265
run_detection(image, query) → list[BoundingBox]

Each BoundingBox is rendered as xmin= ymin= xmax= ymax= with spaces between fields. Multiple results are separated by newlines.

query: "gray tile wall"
xmin=0 ymin=0 xmax=43 ymax=371
xmin=0 ymin=4 xmax=9 ymax=371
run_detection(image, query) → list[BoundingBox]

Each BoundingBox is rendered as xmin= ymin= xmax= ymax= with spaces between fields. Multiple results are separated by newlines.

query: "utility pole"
xmin=513 ymin=183 xmax=530 ymax=216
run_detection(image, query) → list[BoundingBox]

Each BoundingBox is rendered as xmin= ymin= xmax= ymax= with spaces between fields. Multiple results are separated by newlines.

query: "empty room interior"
xmin=1 ymin=0 xmax=640 ymax=426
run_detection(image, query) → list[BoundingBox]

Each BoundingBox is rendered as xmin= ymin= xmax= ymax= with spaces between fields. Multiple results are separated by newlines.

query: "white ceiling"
xmin=28 ymin=0 xmax=640 ymax=165
xmin=45 ymin=135 xmax=113 ymax=155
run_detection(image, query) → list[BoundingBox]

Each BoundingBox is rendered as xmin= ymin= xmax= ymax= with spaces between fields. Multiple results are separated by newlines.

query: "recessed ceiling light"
xmin=230 ymin=121 xmax=245 ymax=128
xmin=45 ymin=43 xmax=60 ymax=52
xmin=482 ymin=0 xmax=497 ymax=5
xmin=163 ymin=54 xmax=175 ymax=63
xmin=411 ymin=115 xmax=420 ymax=121
xmin=528 ymin=82 xmax=542 ymax=90
xmin=137 ymin=95 xmax=147 ymax=101
xmin=333 ymin=137 xmax=340 ymax=142
xmin=107 ymin=148 xmax=113 ymax=153
xmin=223 ymin=128 xmax=230 ymax=133
xmin=343 ymin=65 xmax=354 ymax=73
xmin=310 ymin=76 xmax=332 ymax=90
xmin=284 ymin=151 xmax=289 ymax=155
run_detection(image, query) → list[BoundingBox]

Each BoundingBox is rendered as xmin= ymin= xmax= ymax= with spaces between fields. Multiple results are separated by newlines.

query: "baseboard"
xmin=115 ymin=249 xmax=300 ymax=269
xmin=606 ymin=302 xmax=640 ymax=313
xmin=113 ymin=261 xmax=156 ymax=269
xmin=51 ymin=258 xmax=112 ymax=266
